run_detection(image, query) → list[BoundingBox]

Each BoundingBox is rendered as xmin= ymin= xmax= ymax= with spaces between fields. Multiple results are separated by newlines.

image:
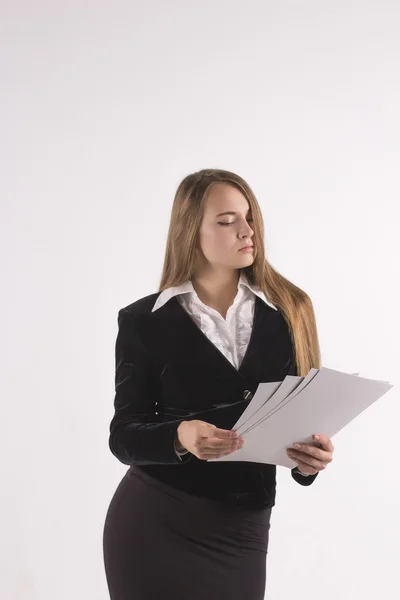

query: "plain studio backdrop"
xmin=1 ymin=1 xmax=399 ymax=599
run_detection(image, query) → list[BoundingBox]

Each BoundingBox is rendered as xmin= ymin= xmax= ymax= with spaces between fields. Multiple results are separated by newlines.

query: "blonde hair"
xmin=158 ymin=168 xmax=321 ymax=376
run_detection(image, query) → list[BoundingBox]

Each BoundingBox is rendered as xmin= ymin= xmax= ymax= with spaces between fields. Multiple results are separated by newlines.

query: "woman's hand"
xmin=177 ymin=420 xmax=245 ymax=460
xmin=286 ymin=433 xmax=334 ymax=475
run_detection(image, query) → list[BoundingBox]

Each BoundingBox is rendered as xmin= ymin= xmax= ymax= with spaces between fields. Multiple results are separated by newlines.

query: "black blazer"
xmin=108 ymin=291 xmax=318 ymax=509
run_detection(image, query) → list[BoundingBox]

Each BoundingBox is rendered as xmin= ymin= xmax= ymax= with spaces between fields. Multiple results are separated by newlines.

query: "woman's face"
xmin=198 ymin=183 xmax=255 ymax=271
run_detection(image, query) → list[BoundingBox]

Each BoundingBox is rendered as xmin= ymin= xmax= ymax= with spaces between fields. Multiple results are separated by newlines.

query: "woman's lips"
xmin=239 ymin=246 xmax=254 ymax=252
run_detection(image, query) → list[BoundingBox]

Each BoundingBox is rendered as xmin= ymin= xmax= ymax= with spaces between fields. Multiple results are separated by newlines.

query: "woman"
xmin=103 ymin=168 xmax=334 ymax=600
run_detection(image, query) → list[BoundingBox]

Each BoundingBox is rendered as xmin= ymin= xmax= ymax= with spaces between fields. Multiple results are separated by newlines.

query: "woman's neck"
xmin=191 ymin=269 xmax=240 ymax=317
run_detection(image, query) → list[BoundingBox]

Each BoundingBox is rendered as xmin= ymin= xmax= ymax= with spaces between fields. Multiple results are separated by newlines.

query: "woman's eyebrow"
xmin=215 ymin=210 xmax=251 ymax=217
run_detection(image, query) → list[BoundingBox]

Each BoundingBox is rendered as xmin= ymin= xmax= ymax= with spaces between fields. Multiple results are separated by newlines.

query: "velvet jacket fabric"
xmin=108 ymin=291 xmax=319 ymax=509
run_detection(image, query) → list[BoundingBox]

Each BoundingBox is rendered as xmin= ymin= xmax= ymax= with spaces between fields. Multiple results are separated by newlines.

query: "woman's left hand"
xmin=286 ymin=434 xmax=334 ymax=475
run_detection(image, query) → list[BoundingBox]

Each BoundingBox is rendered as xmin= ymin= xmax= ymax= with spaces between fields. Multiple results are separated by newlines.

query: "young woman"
xmin=103 ymin=168 xmax=335 ymax=600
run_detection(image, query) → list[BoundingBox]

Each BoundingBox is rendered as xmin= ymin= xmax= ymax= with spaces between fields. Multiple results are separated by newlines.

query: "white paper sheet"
xmin=237 ymin=372 xmax=359 ymax=436
xmin=208 ymin=367 xmax=394 ymax=469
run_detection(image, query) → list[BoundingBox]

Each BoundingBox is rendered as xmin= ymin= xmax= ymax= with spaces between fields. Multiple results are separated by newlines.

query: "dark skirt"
xmin=103 ymin=465 xmax=272 ymax=600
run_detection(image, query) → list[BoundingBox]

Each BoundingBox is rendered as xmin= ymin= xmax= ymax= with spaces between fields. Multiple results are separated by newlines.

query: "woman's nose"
xmin=240 ymin=222 xmax=254 ymax=238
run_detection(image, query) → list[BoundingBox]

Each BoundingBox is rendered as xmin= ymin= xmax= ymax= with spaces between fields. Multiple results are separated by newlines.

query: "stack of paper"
xmin=208 ymin=367 xmax=394 ymax=469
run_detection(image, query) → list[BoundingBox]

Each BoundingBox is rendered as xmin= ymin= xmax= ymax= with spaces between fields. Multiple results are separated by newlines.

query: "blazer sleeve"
xmin=291 ymin=468 xmax=319 ymax=486
xmin=108 ymin=308 xmax=249 ymax=467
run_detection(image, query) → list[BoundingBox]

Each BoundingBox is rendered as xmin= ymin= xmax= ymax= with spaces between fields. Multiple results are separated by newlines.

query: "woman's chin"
xmin=236 ymin=254 xmax=255 ymax=267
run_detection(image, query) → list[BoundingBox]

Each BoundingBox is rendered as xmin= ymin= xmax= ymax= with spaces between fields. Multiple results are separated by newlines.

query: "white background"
xmin=2 ymin=1 xmax=399 ymax=598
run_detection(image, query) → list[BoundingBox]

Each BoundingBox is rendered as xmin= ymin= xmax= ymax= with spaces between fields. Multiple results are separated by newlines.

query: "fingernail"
xmin=313 ymin=435 xmax=320 ymax=440
xmin=293 ymin=443 xmax=301 ymax=449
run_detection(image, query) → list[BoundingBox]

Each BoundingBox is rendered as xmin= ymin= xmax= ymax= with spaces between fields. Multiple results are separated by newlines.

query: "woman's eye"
xmin=218 ymin=219 xmax=253 ymax=227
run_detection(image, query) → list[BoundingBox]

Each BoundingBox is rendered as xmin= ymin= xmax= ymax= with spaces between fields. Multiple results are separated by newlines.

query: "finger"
xmin=201 ymin=447 xmax=240 ymax=459
xmin=199 ymin=437 xmax=244 ymax=457
xmin=201 ymin=442 xmax=238 ymax=453
xmin=287 ymin=449 xmax=327 ymax=470
xmin=202 ymin=437 xmax=244 ymax=451
xmin=312 ymin=434 xmax=334 ymax=452
xmin=211 ymin=427 xmax=240 ymax=440
xmin=291 ymin=443 xmax=333 ymax=463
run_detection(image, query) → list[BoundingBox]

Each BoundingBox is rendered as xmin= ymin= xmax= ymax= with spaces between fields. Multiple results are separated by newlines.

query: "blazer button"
xmin=243 ymin=389 xmax=253 ymax=401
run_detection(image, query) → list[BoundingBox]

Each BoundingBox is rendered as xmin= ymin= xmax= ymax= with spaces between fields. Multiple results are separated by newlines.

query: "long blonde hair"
xmin=158 ymin=168 xmax=321 ymax=376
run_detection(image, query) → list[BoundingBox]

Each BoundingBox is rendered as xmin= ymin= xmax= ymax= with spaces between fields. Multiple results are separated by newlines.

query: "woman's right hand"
xmin=176 ymin=420 xmax=245 ymax=460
